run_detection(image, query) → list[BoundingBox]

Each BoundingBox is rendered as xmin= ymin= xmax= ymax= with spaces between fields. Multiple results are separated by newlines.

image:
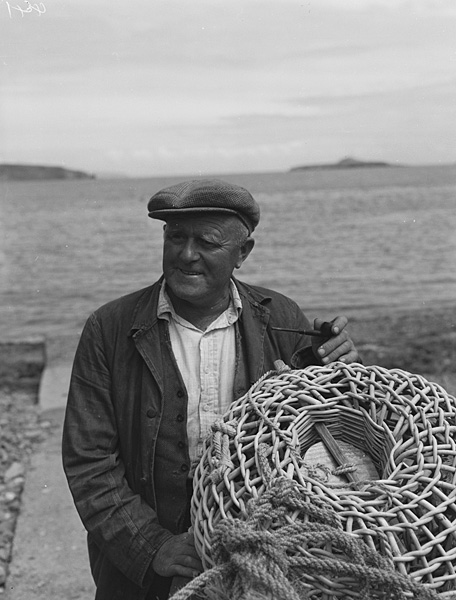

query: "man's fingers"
xmin=320 ymin=340 xmax=353 ymax=364
xmin=152 ymin=532 xmax=203 ymax=578
xmin=317 ymin=331 xmax=349 ymax=354
xmin=330 ymin=315 xmax=348 ymax=332
xmin=312 ymin=315 xmax=359 ymax=365
xmin=340 ymin=350 xmax=359 ymax=364
xmin=314 ymin=316 xmax=348 ymax=337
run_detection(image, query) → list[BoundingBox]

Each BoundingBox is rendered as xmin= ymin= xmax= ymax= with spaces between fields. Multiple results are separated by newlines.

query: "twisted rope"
xmin=209 ymin=419 xmax=238 ymax=484
xmin=171 ymin=474 xmax=439 ymax=600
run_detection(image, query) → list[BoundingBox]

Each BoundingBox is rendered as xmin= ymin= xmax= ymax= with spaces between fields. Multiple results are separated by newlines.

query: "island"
xmin=289 ymin=157 xmax=397 ymax=172
xmin=0 ymin=164 xmax=95 ymax=181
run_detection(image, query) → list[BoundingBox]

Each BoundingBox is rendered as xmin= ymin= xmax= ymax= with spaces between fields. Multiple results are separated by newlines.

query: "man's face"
xmin=162 ymin=214 xmax=252 ymax=311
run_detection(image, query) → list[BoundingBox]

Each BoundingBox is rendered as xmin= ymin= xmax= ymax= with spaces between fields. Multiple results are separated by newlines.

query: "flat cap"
xmin=147 ymin=179 xmax=260 ymax=233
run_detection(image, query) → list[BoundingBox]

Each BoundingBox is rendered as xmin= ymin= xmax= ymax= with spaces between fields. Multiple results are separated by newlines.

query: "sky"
xmin=1 ymin=0 xmax=456 ymax=177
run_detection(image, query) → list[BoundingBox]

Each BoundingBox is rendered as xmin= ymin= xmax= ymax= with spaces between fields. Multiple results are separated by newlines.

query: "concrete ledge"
xmin=5 ymin=407 xmax=96 ymax=600
xmin=38 ymin=364 xmax=73 ymax=411
xmin=0 ymin=338 xmax=46 ymax=395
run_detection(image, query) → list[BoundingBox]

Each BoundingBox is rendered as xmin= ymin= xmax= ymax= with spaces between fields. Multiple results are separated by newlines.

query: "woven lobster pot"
xmin=191 ymin=362 xmax=456 ymax=597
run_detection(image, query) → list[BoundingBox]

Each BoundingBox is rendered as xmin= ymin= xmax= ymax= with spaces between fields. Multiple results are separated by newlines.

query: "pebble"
xmin=4 ymin=463 xmax=24 ymax=483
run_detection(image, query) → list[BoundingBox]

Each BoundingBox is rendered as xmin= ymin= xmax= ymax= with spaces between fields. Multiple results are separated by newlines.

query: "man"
xmin=62 ymin=179 xmax=359 ymax=600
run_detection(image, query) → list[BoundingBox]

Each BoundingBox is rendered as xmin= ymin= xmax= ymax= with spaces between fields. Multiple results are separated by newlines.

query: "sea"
xmin=1 ymin=165 xmax=455 ymax=366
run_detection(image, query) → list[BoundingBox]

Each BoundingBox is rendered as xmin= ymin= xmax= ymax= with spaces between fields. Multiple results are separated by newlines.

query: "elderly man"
xmin=62 ymin=179 xmax=359 ymax=600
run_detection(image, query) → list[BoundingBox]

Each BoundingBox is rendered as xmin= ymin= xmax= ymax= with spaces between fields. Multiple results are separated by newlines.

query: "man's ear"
xmin=236 ymin=237 xmax=255 ymax=269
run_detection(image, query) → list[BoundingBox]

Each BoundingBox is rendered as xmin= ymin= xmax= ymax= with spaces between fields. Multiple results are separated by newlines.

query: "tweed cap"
xmin=147 ymin=179 xmax=260 ymax=233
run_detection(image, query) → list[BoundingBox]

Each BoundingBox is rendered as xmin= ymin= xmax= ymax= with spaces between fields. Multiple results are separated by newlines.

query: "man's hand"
xmin=311 ymin=316 xmax=359 ymax=365
xmin=152 ymin=531 xmax=203 ymax=579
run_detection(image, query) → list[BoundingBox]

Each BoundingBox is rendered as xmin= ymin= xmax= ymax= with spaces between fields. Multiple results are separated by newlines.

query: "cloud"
xmin=1 ymin=0 xmax=455 ymax=174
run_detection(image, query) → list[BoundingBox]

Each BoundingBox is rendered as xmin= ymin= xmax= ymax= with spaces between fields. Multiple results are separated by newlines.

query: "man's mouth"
xmin=179 ymin=269 xmax=202 ymax=276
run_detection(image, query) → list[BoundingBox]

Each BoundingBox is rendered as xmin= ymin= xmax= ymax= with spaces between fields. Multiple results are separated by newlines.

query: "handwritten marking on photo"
xmin=3 ymin=0 xmax=46 ymax=18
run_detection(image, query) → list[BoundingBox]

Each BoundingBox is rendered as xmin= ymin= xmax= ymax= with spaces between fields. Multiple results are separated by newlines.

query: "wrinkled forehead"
xmin=163 ymin=212 xmax=241 ymax=234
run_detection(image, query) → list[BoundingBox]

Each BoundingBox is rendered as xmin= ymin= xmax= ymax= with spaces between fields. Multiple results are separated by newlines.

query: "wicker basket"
xmin=191 ymin=362 xmax=456 ymax=598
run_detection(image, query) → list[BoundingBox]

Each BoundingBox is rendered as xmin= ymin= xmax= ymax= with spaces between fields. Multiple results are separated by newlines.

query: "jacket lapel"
xmin=235 ymin=279 xmax=272 ymax=387
xmin=128 ymin=280 xmax=165 ymax=396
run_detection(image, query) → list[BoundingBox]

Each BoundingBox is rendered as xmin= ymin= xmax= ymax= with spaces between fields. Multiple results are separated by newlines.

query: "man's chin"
xmin=167 ymin=279 xmax=207 ymax=303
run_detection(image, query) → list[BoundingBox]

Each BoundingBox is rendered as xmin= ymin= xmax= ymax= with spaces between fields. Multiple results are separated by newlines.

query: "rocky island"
xmin=0 ymin=164 xmax=95 ymax=181
xmin=290 ymin=157 xmax=397 ymax=172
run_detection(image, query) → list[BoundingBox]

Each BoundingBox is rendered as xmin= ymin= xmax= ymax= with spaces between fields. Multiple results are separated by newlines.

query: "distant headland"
xmin=289 ymin=157 xmax=398 ymax=172
xmin=0 ymin=164 xmax=95 ymax=181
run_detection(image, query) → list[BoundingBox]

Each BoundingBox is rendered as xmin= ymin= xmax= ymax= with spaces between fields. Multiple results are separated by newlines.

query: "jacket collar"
xmin=128 ymin=278 xmax=164 ymax=338
xmin=232 ymin=277 xmax=272 ymax=308
xmin=232 ymin=278 xmax=272 ymax=386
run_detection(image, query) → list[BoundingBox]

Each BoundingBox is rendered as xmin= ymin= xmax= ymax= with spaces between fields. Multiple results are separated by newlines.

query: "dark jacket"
xmin=62 ymin=278 xmax=320 ymax=599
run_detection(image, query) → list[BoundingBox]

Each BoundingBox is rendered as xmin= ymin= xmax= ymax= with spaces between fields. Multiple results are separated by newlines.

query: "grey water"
xmin=1 ymin=165 xmax=455 ymax=365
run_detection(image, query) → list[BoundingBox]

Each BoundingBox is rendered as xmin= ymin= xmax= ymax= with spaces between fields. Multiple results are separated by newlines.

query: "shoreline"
xmin=1 ymin=302 xmax=453 ymax=387
xmin=349 ymin=304 xmax=456 ymax=392
xmin=2 ymin=303 xmax=454 ymax=382
xmin=41 ymin=303 xmax=456 ymax=390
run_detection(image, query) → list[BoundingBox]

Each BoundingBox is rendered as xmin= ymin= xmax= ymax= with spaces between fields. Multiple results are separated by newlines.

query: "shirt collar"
xmin=157 ymin=279 xmax=242 ymax=327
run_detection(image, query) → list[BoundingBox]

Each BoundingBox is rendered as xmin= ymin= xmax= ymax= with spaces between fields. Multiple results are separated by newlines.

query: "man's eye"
xmin=168 ymin=233 xmax=185 ymax=242
xmin=199 ymin=239 xmax=217 ymax=249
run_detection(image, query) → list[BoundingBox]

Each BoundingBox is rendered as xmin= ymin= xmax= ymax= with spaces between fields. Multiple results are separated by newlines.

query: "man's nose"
xmin=180 ymin=239 xmax=199 ymax=261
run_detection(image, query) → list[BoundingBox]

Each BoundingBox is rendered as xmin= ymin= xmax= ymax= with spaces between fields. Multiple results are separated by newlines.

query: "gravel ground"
xmin=0 ymin=386 xmax=54 ymax=592
xmin=0 ymin=340 xmax=48 ymax=594
xmin=349 ymin=305 xmax=456 ymax=395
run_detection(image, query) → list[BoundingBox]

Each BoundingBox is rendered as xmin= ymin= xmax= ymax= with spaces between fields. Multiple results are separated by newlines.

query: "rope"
xmin=171 ymin=474 xmax=439 ymax=600
xmin=209 ymin=419 xmax=238 ymax=484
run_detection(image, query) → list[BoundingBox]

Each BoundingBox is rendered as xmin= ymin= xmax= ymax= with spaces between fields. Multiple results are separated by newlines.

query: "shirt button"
xmin=180 ymin=464 xmax=189 ymax=472
xmin=202 ymin=404 xmax=210 ymax=412
xmin=146 ymin=408 xmax=157 ymax=418
xmin=177 ymin=389 xmax=184 ymax=398
xmin=176 ymin=414 xmax=184 ymax=422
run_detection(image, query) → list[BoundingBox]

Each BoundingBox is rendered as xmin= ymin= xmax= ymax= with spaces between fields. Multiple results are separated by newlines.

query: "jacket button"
xmin=180 ymin=464 xmax=189 ymax=472
xmin=146 ymin=408 xmax=157 ymax=418
xmin=176 ymin=414 xmax=184 ymax=422
xmin=140 ymin=477 xmax=147 ymax=485
xmin=178 ymin=441 xmax=185 ymax=449
xmin=177 ymin=389 xmax=184 ymax=398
